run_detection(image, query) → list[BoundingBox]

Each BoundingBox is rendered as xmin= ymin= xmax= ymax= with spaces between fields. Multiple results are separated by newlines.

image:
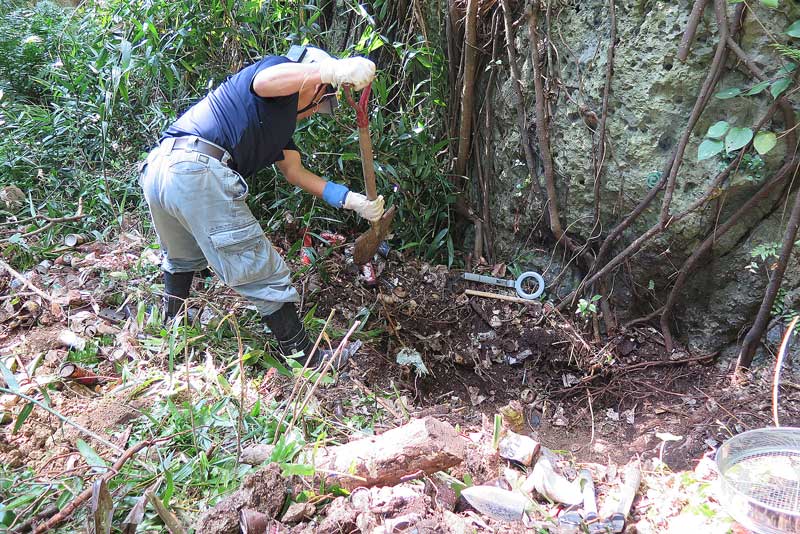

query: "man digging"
xmin=138 ymin=46 xmax=384 ymax=368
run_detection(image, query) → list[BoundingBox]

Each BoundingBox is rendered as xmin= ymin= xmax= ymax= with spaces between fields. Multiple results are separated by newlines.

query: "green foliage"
xmin=576 ymin=295 xmax=602 ymax=318
xmin=0 ymin=0 xmax=453 ymax=263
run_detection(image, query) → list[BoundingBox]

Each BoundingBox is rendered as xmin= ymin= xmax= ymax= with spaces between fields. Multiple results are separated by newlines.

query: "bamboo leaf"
xmin=91 ymin=479 xmax=113 ymax=534
xmin=77 ymin=438 xmax=109 ymax=469
xmin=787 ymin=20 xmax=800 ymax=38
xmin=13 ymin=402 xmax=33 ymax=434
xmin=714 ymin=87 xmax=741 ymax=99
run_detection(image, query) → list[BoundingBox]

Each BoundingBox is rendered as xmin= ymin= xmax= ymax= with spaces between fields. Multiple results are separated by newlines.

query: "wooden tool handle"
xmin=345 ymin=84 xmax=378 ymax=201
xmin=358 ymin=126 xmax=378 ymax=201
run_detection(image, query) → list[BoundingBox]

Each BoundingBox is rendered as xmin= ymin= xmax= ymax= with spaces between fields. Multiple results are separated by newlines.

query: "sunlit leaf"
xmin=725 ymin=127 xmax=754 ymax=153
xmin=754 ymin=131 xmax=777 ymax=155
xmin=706 ymin=121 xmax=730 ymax=139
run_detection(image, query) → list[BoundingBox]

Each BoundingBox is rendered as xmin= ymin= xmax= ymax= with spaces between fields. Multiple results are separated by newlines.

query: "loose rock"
xmin=498 ymin=430 xmax=540 ymax=466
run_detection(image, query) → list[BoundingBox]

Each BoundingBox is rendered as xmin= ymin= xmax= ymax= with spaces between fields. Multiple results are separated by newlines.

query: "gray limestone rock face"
xmin=482 ymin=1 xmax=800 ymax=352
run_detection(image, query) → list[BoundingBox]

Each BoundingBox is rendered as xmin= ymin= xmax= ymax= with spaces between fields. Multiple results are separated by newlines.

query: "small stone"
xmin=239 ymin=444 xmax=275 ymax=465
xmin=499 ymin=430 xmax=540 ymax=466
xmin=460 ymin=486 xmax=528 ymax=522
xmin=282 ymin=502 xmax=315 ymax=523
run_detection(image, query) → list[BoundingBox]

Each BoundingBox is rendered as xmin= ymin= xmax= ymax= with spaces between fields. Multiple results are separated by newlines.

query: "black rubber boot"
xmin=163 ymin=271 xmax=194 ymax=320
xmin=262 ymin=303 xmax=358 ymax=369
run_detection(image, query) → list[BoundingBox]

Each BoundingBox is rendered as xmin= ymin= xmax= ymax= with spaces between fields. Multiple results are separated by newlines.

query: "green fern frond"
xmin=772 ymin=44 xmax=800 ymax=63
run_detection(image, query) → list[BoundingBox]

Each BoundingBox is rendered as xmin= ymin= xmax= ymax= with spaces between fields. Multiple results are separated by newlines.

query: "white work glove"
xmin=318 ymin=57 xmax=376 ymax=90
xmin=344 ymin=192 xmax=385 ymax=222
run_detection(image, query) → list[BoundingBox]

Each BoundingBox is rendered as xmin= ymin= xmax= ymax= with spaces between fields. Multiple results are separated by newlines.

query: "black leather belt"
xmin=168 ymin=136 xmax=235 ymax=169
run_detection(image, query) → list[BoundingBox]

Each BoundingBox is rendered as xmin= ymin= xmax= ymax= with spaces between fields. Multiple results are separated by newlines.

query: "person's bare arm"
xmin=276 ymin=149 xmax=385 ymax=220
xmin=276 ymin=149 xmax=327 ymax=197
xmin=252 ymin=64 xmax=324 ymax=98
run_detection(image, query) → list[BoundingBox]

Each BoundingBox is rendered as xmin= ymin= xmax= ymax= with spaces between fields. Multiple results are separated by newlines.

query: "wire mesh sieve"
xmin=716 ymin=428 xmax=800 ymax=534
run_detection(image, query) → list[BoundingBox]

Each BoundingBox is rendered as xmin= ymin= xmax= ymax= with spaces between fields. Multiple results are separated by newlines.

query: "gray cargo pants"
xmin=139 ymin=136 xmax=299 ymax=315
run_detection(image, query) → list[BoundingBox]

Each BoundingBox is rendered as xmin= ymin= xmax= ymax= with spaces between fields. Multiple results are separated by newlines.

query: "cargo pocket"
xmin=208 ymin=221 xmax=271 ymax=287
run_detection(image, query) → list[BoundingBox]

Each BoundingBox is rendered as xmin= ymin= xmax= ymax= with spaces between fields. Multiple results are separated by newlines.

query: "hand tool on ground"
xmin=462 ymin=271 xmax=545 ymax=300
xmin=345 ymin=84 xmax=397 ymax=265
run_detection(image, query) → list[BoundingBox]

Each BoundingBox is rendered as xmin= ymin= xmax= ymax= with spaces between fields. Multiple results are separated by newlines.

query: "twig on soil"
xmin=0 ymin=258 xmax=55 ymax=304
xmin=618 ymin=353 xmax=717 ymax=375
xmin=285 ymin=320 xmax=361 ymax=438
xmin=19 ymin=198 xmax=85 ymax=239
xmin=772 ymin=317 xmax=798 ymax=427
xmin=465 ymin=289 xmax=541 ymax=305
xmin=0 ymin=386 xmax=123 ymax=452
xmin=32 ymin=439 xmax=155 ymax=533
xmin=11 ymin=505 xmax=58 ymax=534
xmin=272 ymin=309 xmax=336 ymax=446
xmin=587 ymin=390 xmax=595 ymax=446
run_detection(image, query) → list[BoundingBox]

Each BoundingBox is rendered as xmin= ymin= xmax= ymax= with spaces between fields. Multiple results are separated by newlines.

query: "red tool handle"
xmin=345 ymin=84 xmax=378 ymax=201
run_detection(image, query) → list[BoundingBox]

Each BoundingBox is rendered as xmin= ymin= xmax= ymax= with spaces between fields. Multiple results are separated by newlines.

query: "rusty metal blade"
xmin=353 ymin=205 xmax=396 ymax=265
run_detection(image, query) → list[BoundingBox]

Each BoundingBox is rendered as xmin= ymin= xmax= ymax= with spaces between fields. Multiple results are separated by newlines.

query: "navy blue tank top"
xmin=163 ymin=55 xmax=299 ymax=178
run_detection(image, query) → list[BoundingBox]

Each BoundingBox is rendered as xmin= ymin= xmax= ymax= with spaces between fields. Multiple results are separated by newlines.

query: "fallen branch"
xmin=0 ymin=258 xmax=55 ymax=304
xmin=33 ymin=440 xmax=154 ymax=533
xmin=5 ymin=197 xmax=85 ymax=240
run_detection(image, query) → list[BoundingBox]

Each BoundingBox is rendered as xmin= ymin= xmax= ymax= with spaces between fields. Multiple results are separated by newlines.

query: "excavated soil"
xmin=1 ymin=229 xmax=799 ymax=532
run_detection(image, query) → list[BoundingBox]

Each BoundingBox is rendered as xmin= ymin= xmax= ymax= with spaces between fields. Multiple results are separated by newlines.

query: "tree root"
xmin=737 ymin=175 xmax=800 ymax=372
xmin=500 ymin=0 xmax=544 ymax=204
xmin=678 ymin=0 xmax=710 ymax=62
